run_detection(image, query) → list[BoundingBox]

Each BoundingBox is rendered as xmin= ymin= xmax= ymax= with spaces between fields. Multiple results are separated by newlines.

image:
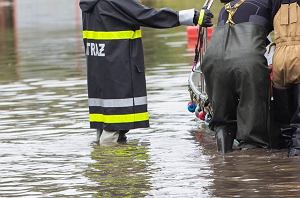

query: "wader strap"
xmin=225 ymin=0 xmax=246 ymax=25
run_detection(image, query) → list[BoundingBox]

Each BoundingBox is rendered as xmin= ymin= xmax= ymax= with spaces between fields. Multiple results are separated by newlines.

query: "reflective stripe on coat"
xmin=80 ymin=0 xmax=181 ymax=130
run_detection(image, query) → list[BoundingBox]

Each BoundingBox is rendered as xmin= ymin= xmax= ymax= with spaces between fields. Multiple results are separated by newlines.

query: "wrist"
xmin=178 ymin=9 xmax=195 ymax=26
xmin=193 ymin=10 xmax=200 ymax=25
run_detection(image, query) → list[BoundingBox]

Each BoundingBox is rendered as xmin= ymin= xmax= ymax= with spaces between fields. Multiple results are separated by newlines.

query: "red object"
xmin=207 ymin=27 xmax=213 ymax=41
xmin=186 ymin=26 xmax=214 ymax=49
xmin=198 ymin=111 xmax=206 ymax=121
xmin=186 ymin=26 xmax=198 ymax=49
xmin=187 ymin=26 xmax=199 ymax=40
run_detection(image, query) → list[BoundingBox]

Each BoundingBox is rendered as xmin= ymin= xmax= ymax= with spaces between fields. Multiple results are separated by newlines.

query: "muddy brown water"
xmin=1 ymin=0 xmax=300 ymax=197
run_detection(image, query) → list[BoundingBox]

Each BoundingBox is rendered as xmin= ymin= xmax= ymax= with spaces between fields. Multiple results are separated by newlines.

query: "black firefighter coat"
xmin=79 ymin=0 xmax=191 ymax=130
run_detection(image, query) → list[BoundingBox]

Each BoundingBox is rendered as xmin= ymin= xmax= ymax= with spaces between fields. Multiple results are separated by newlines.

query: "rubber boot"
xmin=273 ymin=87 xmax=294 ymax=148
xmin=272 ymin=87 xmax=292 ymax=124
xmin=117 ymin=130 xmax=129 ymax=143
xmin=288 ymin=128 xmax=300 ymax=157
xmin=288 ymin=85 xmax=300 ymax=157
xmin=99 ymin=130 xmax=120 ymax=146
xmin=96 ymin=129 xmax=102 ymax=143
xmin=281 ymin=127 xmax=293 ymax=148
xmin=215 ymin=125 xmax=236 ymax=154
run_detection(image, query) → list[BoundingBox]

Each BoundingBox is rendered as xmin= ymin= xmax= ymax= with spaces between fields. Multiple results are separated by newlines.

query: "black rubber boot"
xmin=288 ymin=85 xmax=300 ymax=157
xmin=289 ymin=134 xmax=300 ymax=157
xmin=272 ymin=87 xmax=292 ymax=124
xmin=215 ymin=126 xmax=236 ymax=154
xmin=117 ymin=130 xmax=129 ymax=143
xmin=273 ymin=87 xmax=294 ymax=148
xmin=288 ymin=148 xmax=300 ymax=156
xmin=288 ymin=127 xmax=300 ymax=157
xmin=281 ymin=127 xmax=294 ymax=148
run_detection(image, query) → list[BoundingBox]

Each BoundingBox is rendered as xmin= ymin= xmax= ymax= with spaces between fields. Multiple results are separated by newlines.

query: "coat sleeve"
xmin=108 ymin=0 xmax=196 ymax=28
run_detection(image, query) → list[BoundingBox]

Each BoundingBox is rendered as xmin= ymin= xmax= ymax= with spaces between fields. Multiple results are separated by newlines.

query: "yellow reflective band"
xmin=89 ymin=112 xmax=149 ymax=123
xmin=83 ymin=30 xmax=142 ymax=40
xmin=198 ymin=10 xmax=205 ymax=25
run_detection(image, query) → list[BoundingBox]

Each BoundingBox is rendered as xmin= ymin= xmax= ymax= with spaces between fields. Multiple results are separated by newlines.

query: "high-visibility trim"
xmin=89 ymin=112 xmax=149 ymax=123
xmin=89 ymin=96 xmax=147 ymax=107
xmin=82 ymin=29 xmax=142 ymax=40
xmin=198 ymin=9 xmax=205 ymax=26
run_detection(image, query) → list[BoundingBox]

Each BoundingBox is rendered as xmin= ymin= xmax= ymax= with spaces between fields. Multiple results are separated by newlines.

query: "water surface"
xmin=1 ymin=0 xmax=300 ymax=197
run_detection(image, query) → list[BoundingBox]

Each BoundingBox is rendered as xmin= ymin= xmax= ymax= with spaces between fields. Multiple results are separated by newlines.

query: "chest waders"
xmin=272 ymin=1 xmax=300 ymax=156
xmin=201 ymin=0 xmax=271 ymax=153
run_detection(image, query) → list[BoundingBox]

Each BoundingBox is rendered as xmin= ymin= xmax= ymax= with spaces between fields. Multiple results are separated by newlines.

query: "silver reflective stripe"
xmin=134 ymin=96 xmax=148 ymax=106
xmin=179 ymin=9 xmax=195 ymax=26
xmin=89 ymin=96 xmax=147 ymax=107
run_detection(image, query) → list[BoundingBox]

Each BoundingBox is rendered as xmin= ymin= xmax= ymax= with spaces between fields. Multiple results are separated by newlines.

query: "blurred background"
xmin=0 ymin=0 xmax=221 ymax=82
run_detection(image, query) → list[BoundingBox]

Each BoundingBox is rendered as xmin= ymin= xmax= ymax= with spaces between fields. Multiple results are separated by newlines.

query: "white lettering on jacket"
xmin=86 ymin=42 xmax=105 ymax=57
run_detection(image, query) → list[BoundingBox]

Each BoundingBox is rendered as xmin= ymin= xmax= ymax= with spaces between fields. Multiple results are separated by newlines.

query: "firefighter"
xmin=201 ymin=0 xmax=274 ymax=153
xmin=271 ymin=0 xmax=300 ymax=157
xmin=79 ymin=0 xmax=213 ymax=145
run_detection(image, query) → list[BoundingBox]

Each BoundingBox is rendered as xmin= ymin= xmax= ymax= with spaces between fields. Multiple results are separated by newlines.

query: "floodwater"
xmin=1 ymin=0 xmax=300 ymax=197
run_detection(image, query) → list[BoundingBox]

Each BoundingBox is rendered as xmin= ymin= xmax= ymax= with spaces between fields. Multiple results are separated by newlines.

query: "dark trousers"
xmin=273 ymin=85 xmax=300 ymax=150
xmin=204 ymin=59 xmax=270 ymax=147
xmin=201 ymin=23 xmax=277 ymax=148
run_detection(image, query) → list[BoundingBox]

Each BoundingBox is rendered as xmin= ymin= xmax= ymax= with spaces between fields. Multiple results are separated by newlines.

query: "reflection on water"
xmin=0 ymin=0 xmax=17 ymax=81
xmin=193 ymin=126 xmax=300 ymax=197
xmin=1 ymin=0 xmax=300 ymax=197
xmin=2 ymin=0 xmax=85 ymax=81
xmin=86 ymin=142 xmax=151 ymax=197
xmin=209 ymin=150 xmax=300 ymax=197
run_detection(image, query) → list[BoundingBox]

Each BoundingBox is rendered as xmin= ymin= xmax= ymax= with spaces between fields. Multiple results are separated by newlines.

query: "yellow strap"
xmin=198 ymin=9 xmax=205 ymax=25
xmin=225 ymin=0 xmax=246 ymax=25
xmin=83 ymin=29 xmax=142 ymax=40
xmin=89 ymin=112 xmax=149 ymax=123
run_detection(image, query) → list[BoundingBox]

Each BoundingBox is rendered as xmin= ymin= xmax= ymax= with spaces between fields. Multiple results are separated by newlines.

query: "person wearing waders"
xmin=201 ymin=0 xmax=274 ymax=153
xmin=271 ymin=0 xmax=300 ymax=157
xmin=79 ymin=0 xmax=214 ymax=145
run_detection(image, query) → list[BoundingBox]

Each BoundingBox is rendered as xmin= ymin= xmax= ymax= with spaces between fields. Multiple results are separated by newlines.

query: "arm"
xmin=109 ymin=0 xmax=213 ymax=28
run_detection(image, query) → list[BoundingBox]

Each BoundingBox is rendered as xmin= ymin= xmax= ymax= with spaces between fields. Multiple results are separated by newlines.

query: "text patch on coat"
xmin=86 ymin=42 xmax=105 ymax=57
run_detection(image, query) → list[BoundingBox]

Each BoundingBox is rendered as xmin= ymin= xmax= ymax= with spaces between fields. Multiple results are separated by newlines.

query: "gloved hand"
xmin=194 ymin=8 xmax=214 ymax=27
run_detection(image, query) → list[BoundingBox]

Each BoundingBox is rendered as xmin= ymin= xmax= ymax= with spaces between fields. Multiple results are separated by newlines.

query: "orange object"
xmin=186 ymin=26 xmax=214 ymax=49
xmin=207 ymin=27 xmax=213 ymax=41
xmin=187 ymin=26 xmax=199 ymax=40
